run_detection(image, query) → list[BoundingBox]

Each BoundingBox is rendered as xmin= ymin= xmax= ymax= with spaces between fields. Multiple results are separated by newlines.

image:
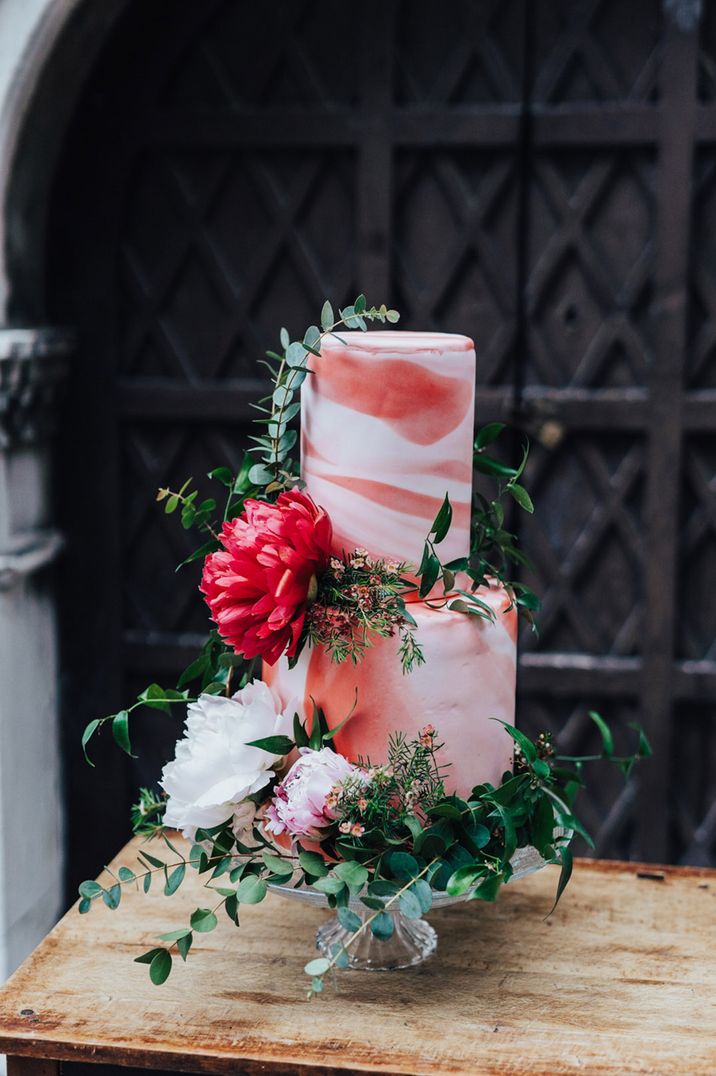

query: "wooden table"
xmin=0 ymin=837 xmax=714 ymax=1075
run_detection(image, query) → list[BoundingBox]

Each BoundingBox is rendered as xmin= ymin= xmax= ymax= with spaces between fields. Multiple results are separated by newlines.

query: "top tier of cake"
xmin=301 ymin=331 xmax=476 ymax=566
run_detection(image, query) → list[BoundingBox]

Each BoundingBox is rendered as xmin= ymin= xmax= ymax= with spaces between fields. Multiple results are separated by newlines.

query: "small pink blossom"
xmin=350 ymin=823 xmax=365 ymax=837
xmin=419 ymin=724 xmax=436 ymax=747
xmin=265 ymin=748 xmax=359 ymax=841
xmin=338 ymin=821 xmax=352 ymax=834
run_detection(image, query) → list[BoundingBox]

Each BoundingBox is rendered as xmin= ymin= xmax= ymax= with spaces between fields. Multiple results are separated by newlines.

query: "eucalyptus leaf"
xmin=272 ymin=385 xmax=294 ymax=407
xmin=177 ymin=932 xmax=193 ymax=961
xmin=411 ymin=879 xmax=433 ymax=914
xmin=237 ymin=875 xmax=268 ymax=904
xmin=286 ymin=341 xmax=307 ymax=368
xmin=321 ymin=300 xmax=334 ymax=330
xmin=333 ymin=860 xmax=368 ymax=892
xmin=149 ymin=949 xmax=172 ymax=985
xmin=248 ymin=464 xmax=274 ymax=486
xmin=337 ymin=907 xmax=362 ymax=932
xmin=78 ymin=879 xmax=103 ymax=900
xmin=370 ymin=912 xmax=395 ymax=939
xmin=304 ymin=957 xmax=330 ymax=977
xmin=312 ymin=875 xmax=346 ymax=896
xmin=298 ymin=850 xmax=329 ymax=879
xmin=190 ymin=907 xmax=218 ymax=933
xmin=164 ymin=864 xmax=186 ymax=896
xmin=399 ymin=889 xmax=422 ymax=919
xmin=386 ymin=851 xmax=420 ymax=881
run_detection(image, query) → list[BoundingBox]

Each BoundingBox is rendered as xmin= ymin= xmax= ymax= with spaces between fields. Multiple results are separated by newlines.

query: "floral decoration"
xmin=161 ymin=681 xmax=295 ymax=842
xmin=265 ymin=747 xmax=361 ymax=841
xmin=75 ymin=296 xmax=651 ymax=998
xmin=201 ymin=490 xmax=332 ymax=665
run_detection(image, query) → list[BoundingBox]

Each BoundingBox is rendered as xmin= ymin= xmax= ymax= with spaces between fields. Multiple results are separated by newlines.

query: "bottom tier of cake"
xmin=264 ymin=581 xmax=517 ymax=798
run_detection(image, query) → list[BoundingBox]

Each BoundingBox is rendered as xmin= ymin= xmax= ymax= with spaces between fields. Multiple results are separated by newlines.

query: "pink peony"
xmin=264 ymin=747 xmax=359 ymax=841
xmin=200 ymin=490 xmax=332 ymax=665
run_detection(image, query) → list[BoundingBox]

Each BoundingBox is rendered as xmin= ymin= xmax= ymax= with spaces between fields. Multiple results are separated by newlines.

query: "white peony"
xmin=161 ymin=679 xmax=295 ymax=842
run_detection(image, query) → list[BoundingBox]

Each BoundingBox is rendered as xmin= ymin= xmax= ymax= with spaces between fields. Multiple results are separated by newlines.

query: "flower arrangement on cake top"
xmin=78 ymin=297 xmax=650 ymax=996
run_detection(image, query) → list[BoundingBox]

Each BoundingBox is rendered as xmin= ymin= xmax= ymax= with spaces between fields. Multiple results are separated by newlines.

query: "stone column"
xmin=0 ymin=327 xmax=69 ymax=979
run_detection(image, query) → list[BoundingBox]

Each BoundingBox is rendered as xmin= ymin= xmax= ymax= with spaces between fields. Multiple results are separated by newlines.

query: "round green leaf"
xmin=298 ymin=850 xmax=329 ymax=879
xmin=286 ymin=341 xmax=307 ymax=367
xmin=370 ymin=912 xmax=395 ymax=940
xmin=387 ymin=851 xmax=419 ymax=881
xmin=411 ymin=879 xmax=433 ymax=914
xmin=149 ymin=949 xmax=172 ymax=986
xmin=304 ymin=957 xmax=331 ymax=977
xmin=399 ymin=889 xmax=422 ymax=919
xmin=236 ymin=875 xmax=268 ymax=904
xmin=190 ymin=907 xmax=218 ymax=933
xmin=337 ymin=907 xmax=362 ymax=932
xmin=78 ymin=879 xmax=103 ymax=900
xmin=333 ymin=860 xmax=369 ymax=892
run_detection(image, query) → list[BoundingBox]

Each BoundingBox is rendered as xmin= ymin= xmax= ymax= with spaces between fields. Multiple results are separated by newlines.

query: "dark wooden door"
xmin=49 ymin=0 xmax=716 ymax=891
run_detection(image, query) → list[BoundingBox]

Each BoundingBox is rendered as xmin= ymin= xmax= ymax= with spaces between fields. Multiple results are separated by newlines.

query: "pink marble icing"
xmin=264 ymin=581 xmax=517 ymax=798
xmin=302 ymin=331 xmax=476 ymax=566
xmin=262 ymin=329 xmax=518 ymax=794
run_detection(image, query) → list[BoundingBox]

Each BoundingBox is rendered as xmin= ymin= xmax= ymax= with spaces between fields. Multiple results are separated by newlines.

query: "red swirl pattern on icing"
xmin=301 ymin=331 xmax=476 ymax=566
xmin=308 ymin=351 xmax=470 ymax=446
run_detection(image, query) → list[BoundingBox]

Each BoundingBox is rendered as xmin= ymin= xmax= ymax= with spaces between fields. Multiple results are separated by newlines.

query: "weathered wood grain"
xmin=0 ymin=838 xmax=714 ymax=1075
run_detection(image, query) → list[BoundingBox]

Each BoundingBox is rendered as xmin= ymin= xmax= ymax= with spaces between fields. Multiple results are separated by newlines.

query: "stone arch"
xmin=0 ymin=0 xmax=128 ymax=980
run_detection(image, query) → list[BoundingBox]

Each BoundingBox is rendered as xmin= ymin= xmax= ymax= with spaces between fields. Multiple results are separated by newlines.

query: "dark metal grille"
xmin=48 ymin=0 xmax=716 ymax=888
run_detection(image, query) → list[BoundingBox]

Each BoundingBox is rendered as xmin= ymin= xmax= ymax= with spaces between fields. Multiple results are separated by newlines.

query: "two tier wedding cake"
xmin=77 ymin=299 xmax=642 ymax=994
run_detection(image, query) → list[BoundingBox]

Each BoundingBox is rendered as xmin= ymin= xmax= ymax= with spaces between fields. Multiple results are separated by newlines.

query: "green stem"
xmin=159 ymin=489 xmax=220 ymax=541
xmin=318 ymin=859 xmax=437 ymax=982
xmin=267 ymin=315 xmax=359 ymax=484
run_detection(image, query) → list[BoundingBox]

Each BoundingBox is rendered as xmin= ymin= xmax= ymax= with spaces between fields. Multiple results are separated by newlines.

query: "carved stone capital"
xmin=0 ymin=327 xmax=72 ymax=450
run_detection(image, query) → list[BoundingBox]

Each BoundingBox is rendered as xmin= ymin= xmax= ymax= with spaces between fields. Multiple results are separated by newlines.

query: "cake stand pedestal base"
xmin=316 ymin=909 xmax=437 ymax=971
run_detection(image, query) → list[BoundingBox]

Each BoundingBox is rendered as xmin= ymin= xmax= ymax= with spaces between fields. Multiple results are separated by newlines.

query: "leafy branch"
xmin=303 ymin=858 xmax=437 ymax=997
xmin=249 ymin=296 xmax=399 ymax=495
xmin=81 ymin=686 xmax=195 ymax=766
xmin=78 ymin=713 xmax=650 ymax=995
xmin=471 ymin=422 xmax=540 ymax=625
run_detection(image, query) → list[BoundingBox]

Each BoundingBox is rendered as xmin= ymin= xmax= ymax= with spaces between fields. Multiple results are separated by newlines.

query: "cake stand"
xmin=268 ymin=843 xmax=555 ymax=972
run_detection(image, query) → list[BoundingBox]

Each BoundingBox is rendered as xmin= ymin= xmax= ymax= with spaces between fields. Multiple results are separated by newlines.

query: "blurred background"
xmin=0 ymin=0 xmax=714 ymax=978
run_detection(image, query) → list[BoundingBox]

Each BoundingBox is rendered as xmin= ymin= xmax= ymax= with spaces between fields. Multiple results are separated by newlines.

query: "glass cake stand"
xmin=268 ymin=844 xmax=554 ymax=972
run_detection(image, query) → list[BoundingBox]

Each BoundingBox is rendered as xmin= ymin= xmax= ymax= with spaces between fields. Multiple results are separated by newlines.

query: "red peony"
xmin=200 ymin=490 xmax=333 ymax=665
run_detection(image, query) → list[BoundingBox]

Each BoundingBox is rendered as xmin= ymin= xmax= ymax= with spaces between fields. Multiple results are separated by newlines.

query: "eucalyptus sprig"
xmin=249 ymin=295 xmax=399 ymax=496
